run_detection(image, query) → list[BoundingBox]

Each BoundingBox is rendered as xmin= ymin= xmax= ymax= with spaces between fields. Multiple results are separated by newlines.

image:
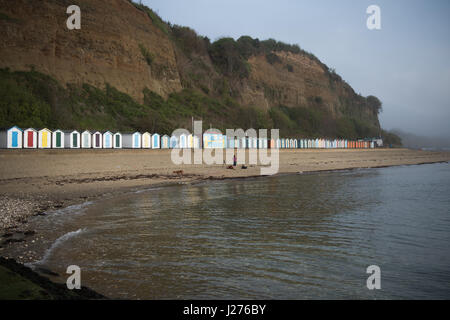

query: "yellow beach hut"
xmin=161 ymin=135 xmax=169 ymax=149
xmin=142 ymin=132 xmax=151 ymax=149
xmin=38 ymin=128 xmax=52 ymax=149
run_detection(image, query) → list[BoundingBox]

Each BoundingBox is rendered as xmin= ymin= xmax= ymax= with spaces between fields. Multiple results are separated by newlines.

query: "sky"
xmin=141 ymin=0 xmax=450 ymax=138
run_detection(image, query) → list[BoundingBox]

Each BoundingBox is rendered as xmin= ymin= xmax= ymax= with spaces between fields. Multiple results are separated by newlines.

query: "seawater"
xmin=28 ymin=163 xmax=450 ymax=299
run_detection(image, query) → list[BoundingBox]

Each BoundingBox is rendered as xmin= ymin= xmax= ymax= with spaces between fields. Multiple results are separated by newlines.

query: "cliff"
xmin=0 ymin=0 xmax=383 ymax=139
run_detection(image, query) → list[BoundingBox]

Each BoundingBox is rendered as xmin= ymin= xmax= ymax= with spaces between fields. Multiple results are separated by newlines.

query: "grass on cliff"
xmin=0 ymin=68 xmax=396 ymax=141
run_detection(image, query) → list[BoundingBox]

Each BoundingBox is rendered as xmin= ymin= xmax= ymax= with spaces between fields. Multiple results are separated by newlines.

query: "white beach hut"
xmin=142 ymin=132 xmax=151 ymax=149
xmin=0 ymin=126 xmax=23 ymax=149
xmin=179 ymin=134 xmax=188 ymax=149
xmin=170 ymin=136 xmax=179 ymax=149
xmin=160 ymin=135 xmax=169 ymax=149
xmin=123 ymin=132 xmax=142 ymax=148
xmin=188 ymin=134 xmax=193 ymax=149
xmin=82 ymin=130 xmax=92 ymax=148
xmin=92 ymin=131 xmax=102 ymax=149
xmin=38 ymin=128 xmax=52 ymax=149
xmin=193 ymin=135 xmax=200 ymax=149
xmin=51 ymin=129 xmax=64 ymax=148
xmin=63 ymin=130 xmax=80 ymax=148
xmin=113 ymin=132 xmax=122 ymax=149
xmin=103 ymin=131 xmax=113 ymax=149
xmin=23 ymin=128 xmax=37 ymax=149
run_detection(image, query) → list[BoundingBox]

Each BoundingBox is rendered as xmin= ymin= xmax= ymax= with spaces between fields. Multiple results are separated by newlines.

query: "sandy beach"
xmin=0 ymin=148 xmax=448 ymax=236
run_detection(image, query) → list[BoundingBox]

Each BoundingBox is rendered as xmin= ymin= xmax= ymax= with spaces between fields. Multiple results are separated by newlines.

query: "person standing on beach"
xmin=233 ymin=153 xmax=237 ymax=167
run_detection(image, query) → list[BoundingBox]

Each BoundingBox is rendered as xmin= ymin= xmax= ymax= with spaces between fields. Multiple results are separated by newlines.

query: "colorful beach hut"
xmin=23 ymin=128 xmax=37 ymax=149
xmin=170 ymin=136 xmax=179 ymax=149
xmin=51 ymin=129 xmax=64 ymax=148
xmin=0 ymin=126 xmax=23 ymax=149
xmin=142 ymin=132 xmax=151 ymax=149
xmin=63 ymin=130 xmax=80 ymax=148
xmin=179 ymin=134 xmax=188 ymax=149
xmin=81 ymin=130 xmax=92 ymax=148
xmin=122 ymin=132 xmax=141 ymax=148
xmin=103 ymin=131 xmax=113 ymax=149
xmin=160 ymin=135 xmax=169 ymax=149
xmin=38 ymin=128 xmax=52 ymax=149
xmin=113 ymin=132 xmax=122 ymax=149
xmin=92 ymin=131 xmax=102 ymax=149
xmin=152 ymin=133 xmax=161 ymax=149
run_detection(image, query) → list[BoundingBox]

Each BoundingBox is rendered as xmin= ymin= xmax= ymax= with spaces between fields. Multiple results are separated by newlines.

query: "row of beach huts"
xmin=0 ymin=126 xmax=380 ymax=149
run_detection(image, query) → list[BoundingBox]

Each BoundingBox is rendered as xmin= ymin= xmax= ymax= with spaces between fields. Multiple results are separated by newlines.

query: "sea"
xmin=26 ymin=162 xmax=450 ymax=299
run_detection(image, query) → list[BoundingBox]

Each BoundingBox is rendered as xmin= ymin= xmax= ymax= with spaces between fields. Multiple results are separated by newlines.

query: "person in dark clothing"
xmin=233 ymin=154 xmax=237 ymax=167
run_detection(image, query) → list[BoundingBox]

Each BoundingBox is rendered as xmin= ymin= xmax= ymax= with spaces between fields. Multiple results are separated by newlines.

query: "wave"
xmin=29 ymin=228 xmax=86 ymax=267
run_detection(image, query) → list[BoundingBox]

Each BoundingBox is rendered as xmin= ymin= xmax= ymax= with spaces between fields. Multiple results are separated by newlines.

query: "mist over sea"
xmin=29 ymin=163 xmax=450 ymax=299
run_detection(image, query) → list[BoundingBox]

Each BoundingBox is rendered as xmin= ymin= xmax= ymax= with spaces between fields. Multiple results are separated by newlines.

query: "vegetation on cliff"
xmin=0 ymin=68 xmax=395 ymax=141
xmin=0 ymin=0 xmax=400 ymax=143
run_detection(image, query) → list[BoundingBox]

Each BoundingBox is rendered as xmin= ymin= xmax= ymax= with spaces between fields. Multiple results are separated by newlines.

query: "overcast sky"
xmin=141 ymin=0 xmax=450 ymax=138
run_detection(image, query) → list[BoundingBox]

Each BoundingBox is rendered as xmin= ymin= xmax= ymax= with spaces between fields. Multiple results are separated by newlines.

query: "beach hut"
xmin=179 ymin=134 xmax=188 ymax=149
xmin=170 ymin=135 xmax=178 ymax=149
xmin=153 ymin=133 xmax=161 ymax=149
xmin=203 ymin=131 xmax=225 ymax=149
xmin=142 ymin=132 xmax=151 ymax=149
xmin=294 ymin=139 xmax=298 ymax=149
xmin=102 ymin=131 xmax=113 ymax=149
xmin=23 ymin=128 xmax=38 ymax=149
xmin=51 ymin=130 xmax=64 ymax=148
xmin=160 ymin=135 xmax=169 ymax=149
xmin=123 ymin=132 xmax=141 ymax=148
xmin=193 ymin=135 xmax=200 ymax=149
xmin=63 ymin=130 xmax=80 ymax=148
xmin=234 ymin=138 xmax=240 ymax=149
xmin=240 ymin=137 xmax=246 ymax=149
xmin=0 ymin=126 xmax=23 ymax=149
xmin=92 ymin=131 xmax=102 ymax=149
xmin=81 ymin=130 xmax=92 ymax=148
xmin=188 ymin=134 xmax=193 ymax=149
xmin=38 ymin=128 xmax=52 ymax=149
xmin=113 ymin=132 xmax=122 ymax=149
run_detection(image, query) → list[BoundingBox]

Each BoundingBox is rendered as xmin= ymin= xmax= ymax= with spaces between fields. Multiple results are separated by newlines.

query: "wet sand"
xmin=0 ymin=148 xmax=449 ymax=236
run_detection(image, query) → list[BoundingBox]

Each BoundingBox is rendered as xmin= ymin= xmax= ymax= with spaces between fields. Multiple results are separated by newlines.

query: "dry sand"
xmin=0 ymin=148 xmax=449 ymax=233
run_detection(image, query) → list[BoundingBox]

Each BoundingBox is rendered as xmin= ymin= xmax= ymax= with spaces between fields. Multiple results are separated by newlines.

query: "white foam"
xmin=32 ymin=228 xmax=86 ymax=266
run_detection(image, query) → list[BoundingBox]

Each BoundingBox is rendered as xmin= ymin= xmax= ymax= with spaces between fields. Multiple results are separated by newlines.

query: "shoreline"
xmin=1 ymin=148 xmax=449 ymax=265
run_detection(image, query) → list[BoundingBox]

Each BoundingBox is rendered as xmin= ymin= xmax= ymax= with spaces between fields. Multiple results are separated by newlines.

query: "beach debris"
xmin=173 ymin=170 xmax=184 ymax=177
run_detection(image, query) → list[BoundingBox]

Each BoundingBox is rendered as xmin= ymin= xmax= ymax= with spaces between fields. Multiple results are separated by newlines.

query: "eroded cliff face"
xmin=0 ymin=0 xmax=182 ymax=101
xmin=0 ymin=0 xmax=380 ymax=132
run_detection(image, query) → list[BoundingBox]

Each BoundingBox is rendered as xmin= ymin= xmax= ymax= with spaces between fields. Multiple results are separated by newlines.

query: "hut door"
xmin=56 ymin=132 xmax=61 ymax=147
xmin=83 ymin=134 xmax=89 ymax=147
xmin=105 ymin=134 xmax=110 ymax=147
xmin=42 ymin=132 xmax=48 ymax=147
xmin=115 ymin=135 xmax=120 ymax=148
xmin=73 ymin=133 xmax=77 ymax=147
xmin=95 ymin=134 xmax=100 ymax=147
xmin=134 ymin=134 xmax=139 ymax=147
xmin=12 ymin=131 xmax=18 ymax=147
xmin=27 ymin=132 xmax=33 ymax=147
